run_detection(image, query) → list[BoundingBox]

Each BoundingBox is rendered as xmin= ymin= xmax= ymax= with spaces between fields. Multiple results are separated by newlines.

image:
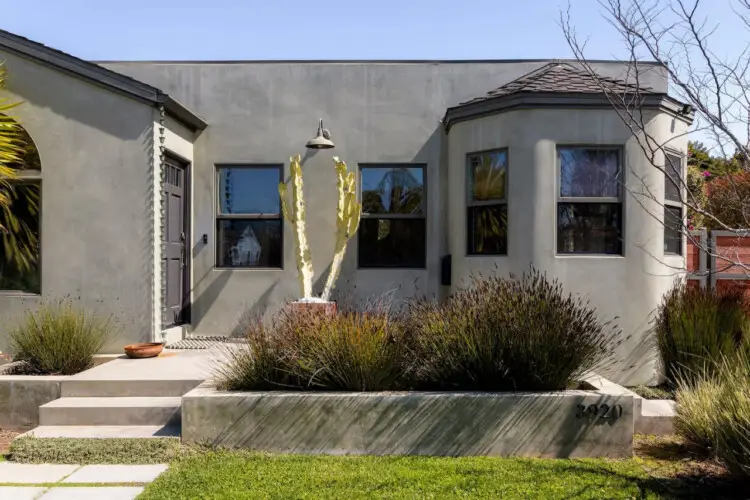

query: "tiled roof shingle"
xmin=459 ymin=62 xmax=655 ymax=106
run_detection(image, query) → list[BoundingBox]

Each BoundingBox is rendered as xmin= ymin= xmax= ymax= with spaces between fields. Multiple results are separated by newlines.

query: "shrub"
xmin=404 ymin=269 xmax=622 ymax=391
xmin=704 ymin=170 xmax=750 ymax=230
xmin=214 ymin=314 xmax=295 ymax=391
xmin=654 ymin=282 xmax=748 ymax=385
xmin=675 ymin=350 xmax=750 ymax=477
xmin=10 ymin=299 xmax=115 ymax=375
xmin=215 ymin=301 xmax=407 ymax=391
xmin=287 ymin=308 xmax=408 ymax=391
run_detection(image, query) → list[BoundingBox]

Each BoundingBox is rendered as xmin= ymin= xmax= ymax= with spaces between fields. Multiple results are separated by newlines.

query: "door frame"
xmin=164 ymin=152 xmax=192 ymax=326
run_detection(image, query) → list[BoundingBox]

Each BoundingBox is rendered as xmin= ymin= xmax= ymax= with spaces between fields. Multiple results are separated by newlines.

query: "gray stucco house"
xmin=0 ymin=29 xmax=692 ymax=385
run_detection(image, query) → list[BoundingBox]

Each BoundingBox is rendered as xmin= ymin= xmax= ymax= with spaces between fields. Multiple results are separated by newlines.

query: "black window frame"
xmin=466 ymin=148 xmax=509 ymax=256
xmin=0 ymin=119 xmax=42 ymax=295
xmin=664 ymin=151 xmax=684 ymax=256
xmin=357 ymin=163 xmax=427 ymax=269
xmin=0 ymin=176 xmax=41 ymax=295
xmin=214 ymin=164 xmax=284 ymax=270
xmin=556 ymin=146 xmax=624 ymax=256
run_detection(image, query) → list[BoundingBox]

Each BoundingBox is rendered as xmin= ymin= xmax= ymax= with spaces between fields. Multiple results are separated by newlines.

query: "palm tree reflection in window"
xmin=362 ymin=167 xmax=424 ymax=241
xmin=1 ymin=114 xmax=41 ymax=293
xmin=468 ymin=150 xmax=508 ymax=255
xmin=359 ymin=166 xmax=426 ymax=268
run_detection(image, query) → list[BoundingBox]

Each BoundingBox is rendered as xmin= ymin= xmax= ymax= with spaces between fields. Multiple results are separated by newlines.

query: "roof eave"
xmin=442 ymin=91 xmax=695 ymax=131
xmin=160 ymin=94 xmax=208 ymax=131
xmin=0 ymin=29 xmax=206 ymax=132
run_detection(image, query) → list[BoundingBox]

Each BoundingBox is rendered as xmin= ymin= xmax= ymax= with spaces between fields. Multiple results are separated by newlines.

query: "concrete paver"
xmin=63 ymin=464 xmax=168 ymax=484
xmin=40 ymin=487 xmax=144 ymax=499
xmin=0 ymin=464 xmax=80 ymax=484
xmin=0 ymin=486 xmax=48 ymax=499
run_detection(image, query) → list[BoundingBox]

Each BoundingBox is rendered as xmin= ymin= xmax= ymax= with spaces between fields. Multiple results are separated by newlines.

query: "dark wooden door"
xmin=163 ymin=157 xmax=189 ymax=326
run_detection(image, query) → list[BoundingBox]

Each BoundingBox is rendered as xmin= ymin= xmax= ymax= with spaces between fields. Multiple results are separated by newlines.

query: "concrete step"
xmin=62 ymin=379 xmax=201 ymax=397
xmin=20 ymin=425 xmax=180 ymax=439
xmin=636 ymin=399 xmax=676 ymax=435
xmin=39 ymin=397 xmax=181 ymax=426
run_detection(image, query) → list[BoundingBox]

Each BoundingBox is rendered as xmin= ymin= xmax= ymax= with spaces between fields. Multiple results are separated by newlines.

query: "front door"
xmin=163 ymin=156 xmax=189 ymax=326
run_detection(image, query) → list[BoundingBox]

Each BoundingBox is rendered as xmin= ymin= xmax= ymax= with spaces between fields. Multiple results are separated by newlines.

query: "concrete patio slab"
xmin=0 ymin=463 xmax=79 ymax=484
xmin=62 ymin=464 xmax=168 ymax=484
xmin=61 ymin=349 xmax=220 ymax=397
xmin=0 ymin=487 xmax=48 ymax=499
xmin=40 ymin=486 xmax=144 ymax=499
xmin=66 ymin=349 xmax=217 ymax=381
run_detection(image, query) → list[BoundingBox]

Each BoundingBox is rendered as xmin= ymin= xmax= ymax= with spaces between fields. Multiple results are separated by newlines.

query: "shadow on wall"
xmin=191 ymin=391 xmax=631 ymax=458
xmin=185 ymin=122 xmax=443 ymax=332
xmin=7 ymin=54 xmax=147 ymax=141
xmin=615 ymin=317 xmax=661 ymax=385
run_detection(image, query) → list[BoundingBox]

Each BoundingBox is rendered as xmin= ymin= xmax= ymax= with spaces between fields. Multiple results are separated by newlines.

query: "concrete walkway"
xmin=0 ymin=463 xmax=167 ymax=499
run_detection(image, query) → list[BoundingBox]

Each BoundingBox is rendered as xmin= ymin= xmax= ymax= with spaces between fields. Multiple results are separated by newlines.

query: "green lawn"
xmin=139 ymin=452 xmax=668 ymax=500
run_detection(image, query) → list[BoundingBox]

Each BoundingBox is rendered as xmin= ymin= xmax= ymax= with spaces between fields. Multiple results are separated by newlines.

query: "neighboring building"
xmin=0 ymin=29 xmax=692 ymax=384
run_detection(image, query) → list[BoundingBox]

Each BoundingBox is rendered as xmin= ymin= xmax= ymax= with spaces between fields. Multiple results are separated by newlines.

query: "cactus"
xmin=279 ymin=154 xmax=314 ymax=298
xmin=279 ymin=154 xmax=362 ymax=301
xmin=321 ymin=157 xmax=361 ymax=301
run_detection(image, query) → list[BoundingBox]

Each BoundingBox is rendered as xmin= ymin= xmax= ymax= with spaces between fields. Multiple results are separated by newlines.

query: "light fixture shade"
xmin=306 ymin=119 xmax=335 ymax=149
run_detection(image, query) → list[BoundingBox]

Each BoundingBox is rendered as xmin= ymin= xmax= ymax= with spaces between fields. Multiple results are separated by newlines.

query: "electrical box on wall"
xmin=441 ymin=255 xmax=451 ymax=286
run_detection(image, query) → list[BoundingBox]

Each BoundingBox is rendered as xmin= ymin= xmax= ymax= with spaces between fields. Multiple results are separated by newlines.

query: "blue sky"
xmin=1 ymin=0 xmax=740 ymax=61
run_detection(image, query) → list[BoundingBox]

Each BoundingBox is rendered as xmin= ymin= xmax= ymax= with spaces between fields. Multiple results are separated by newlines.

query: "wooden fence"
xmin=687 ymin=230 xmax=750 ymax=299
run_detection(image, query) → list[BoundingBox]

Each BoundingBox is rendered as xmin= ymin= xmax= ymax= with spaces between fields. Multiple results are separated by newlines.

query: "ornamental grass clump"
xmin=287 ymin=305 xmax=408 ymax=391
xmin=214 ymin=314 xmax=296 ymax=391
xmin=215 ymin=300 xmax=408 ymax=392
xmin=654 ymin=282 xmax=749 ymax=385
xmin=675 ymin=349 xmax=750 ymax=477
xmin=10 ymin=298 xmax=115 ymax=375
xmin=405 ymin=269 xmax=621 ymax=391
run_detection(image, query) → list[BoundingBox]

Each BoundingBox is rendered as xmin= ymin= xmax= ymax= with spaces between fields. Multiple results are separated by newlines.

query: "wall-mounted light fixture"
xmin=305 ymin=119 xmax=335 ymax=149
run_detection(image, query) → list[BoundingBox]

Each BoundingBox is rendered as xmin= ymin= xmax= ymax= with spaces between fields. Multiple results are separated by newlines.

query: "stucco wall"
xmin=448 ymin=109 xmax=688 ymax=384
xmin=0 ymin=50 xmax=155 ymax=352
xmin=102 ymin=60 xmax=669 ymax=336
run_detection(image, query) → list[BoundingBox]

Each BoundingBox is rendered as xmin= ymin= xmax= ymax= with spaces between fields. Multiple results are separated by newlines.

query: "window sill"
xmin=357 ymin=267 xmax=427 ymax=271
xmin=465 ymin=253 xmax=509 ymax=258
xmin=555 ymin=254 xmax=625 ymax=259
xmin=213 ymin=267 xmax=284 ymax=271
xmin=0 ymin=291 xmax=41 ymax=297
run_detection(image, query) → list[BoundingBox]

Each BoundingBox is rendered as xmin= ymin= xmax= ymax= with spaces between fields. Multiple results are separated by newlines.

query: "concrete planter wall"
xmin=183 ymin=376 xmax=635 ymax=458
xmin=0 ymin=375 xmax=66 ymax=430
xmin=0 ymin=356 xmax=116 ymax=430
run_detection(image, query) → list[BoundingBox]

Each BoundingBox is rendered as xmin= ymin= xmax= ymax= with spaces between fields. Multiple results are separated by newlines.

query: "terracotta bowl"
xmin=124 ymin=342 xmax=164 ymax=359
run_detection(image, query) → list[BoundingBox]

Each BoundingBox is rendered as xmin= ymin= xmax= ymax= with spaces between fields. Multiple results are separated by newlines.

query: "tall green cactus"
xmin=321 ymin=157 xmax=361 ymax=301
xmin=279 ymin=154 xmax=314 ymax=298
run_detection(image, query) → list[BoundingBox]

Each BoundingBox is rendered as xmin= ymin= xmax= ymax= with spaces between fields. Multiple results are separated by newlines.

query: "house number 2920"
xmin=575 ymin=403 xmax=623 ymax=421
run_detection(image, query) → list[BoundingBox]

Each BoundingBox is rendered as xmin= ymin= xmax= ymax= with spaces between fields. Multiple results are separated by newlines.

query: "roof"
xmin=443 ymin=62 xmax=691 ymax=130
xmin=459 ymin=62 xmax=655 ymax=106
xmin=0 ymin=29 xmax=206 ymax=131
xmin=94 ymin=58 xmax=666 ymax=65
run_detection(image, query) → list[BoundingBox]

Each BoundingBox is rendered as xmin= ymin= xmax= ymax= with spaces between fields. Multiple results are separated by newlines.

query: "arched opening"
xmin=1 ymin=115 xmax=41 ymax=294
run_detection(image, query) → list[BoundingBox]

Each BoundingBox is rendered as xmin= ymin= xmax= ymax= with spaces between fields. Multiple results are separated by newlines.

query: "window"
xmin=1 ymin=120 xmax=41 ymax=294
xmin=216 ymin=165 xmax=283 ymax=268
xmin=557 ymin=147 xmax=623 ymax=255
xmin=664 ymin=152 xmax=683 ymax=255
xmin=358 ymin=165 xmax=426 ymax=268
xmin=467 ymin=150 xmax=508 ymax=255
